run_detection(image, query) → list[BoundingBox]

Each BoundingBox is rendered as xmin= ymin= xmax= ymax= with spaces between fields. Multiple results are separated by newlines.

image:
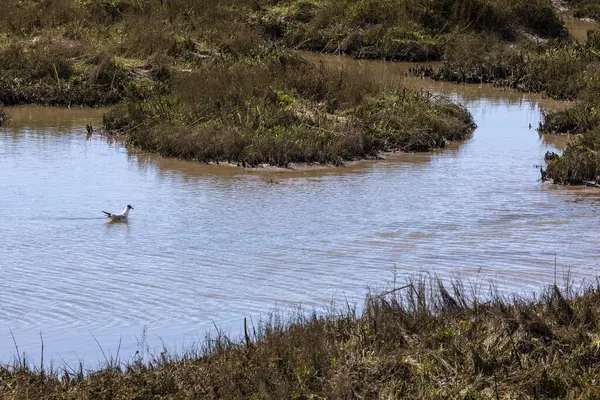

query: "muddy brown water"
xmin=563 ymin=13 xmax=598 ymax=42
xmin=2 ymin=54 xmax=600 ymax=367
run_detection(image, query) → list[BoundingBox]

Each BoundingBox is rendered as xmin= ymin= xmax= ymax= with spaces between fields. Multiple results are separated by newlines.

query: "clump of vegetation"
xmin=415 ymin=33 xmax=600 ymax=100
xmin=0 ymin=108 xmax=6 ymax=126
xmin=104 ymin=53 xmax=475 ymax=167
xmin=0 ymin=0 xmax=267 ymax=106
xmin=540 ymin=99 xmax=600 ymax=185
xmin=3 ymin=278 xmax=600 ymax=398
xmin=543 ymin=127 xmax=600 ymax=185
xmin=567 ymin=0 xmax=600 ymax=20
xmin=256 ymin=0 xmax=566 ymax=61
xmin=537 ymin=31 xmax=600 ymax=133
xmin=536 ymin=30 xmax=600 ymax=185
xmin=540 ymin=93 xmax=600 ymax=134
xmin=0 ymin=38 xmax=131 ymax=106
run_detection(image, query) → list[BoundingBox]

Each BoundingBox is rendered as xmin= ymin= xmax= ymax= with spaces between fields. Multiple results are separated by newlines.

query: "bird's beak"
xmin=131 ymin=206 xmax=135 ymax=209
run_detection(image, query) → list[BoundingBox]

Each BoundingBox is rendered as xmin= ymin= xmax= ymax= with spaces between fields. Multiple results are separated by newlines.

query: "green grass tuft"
xmin=543 ymin=127 xmax=600 ymax=185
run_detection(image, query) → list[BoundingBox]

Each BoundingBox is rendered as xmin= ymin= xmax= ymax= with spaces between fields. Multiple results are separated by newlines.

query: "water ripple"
xmin=2 ymin=95 xmax=600 ymax=365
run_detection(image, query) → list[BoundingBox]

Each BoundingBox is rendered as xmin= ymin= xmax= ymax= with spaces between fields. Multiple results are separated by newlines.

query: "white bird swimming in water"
xmin=102 ymin=205 xmax=134 ymax=221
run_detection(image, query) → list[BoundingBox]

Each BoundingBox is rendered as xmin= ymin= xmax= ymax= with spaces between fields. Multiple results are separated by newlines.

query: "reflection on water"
xmin=4 ymin=105 xmax=105 ymax=132
xmin=539 ymin=132 xmax=577 ymax=149
xmin=2 ymin=56 xmax=600 ymax=367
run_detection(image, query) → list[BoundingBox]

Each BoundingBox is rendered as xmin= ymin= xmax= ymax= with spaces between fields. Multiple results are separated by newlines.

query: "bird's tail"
xmin=102 ymin=211 xmax=111 ymax=217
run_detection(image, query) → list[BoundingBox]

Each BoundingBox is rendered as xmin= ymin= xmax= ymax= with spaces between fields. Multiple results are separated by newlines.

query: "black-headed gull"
xmin=103 ymin=205 xmax=134 ymax=221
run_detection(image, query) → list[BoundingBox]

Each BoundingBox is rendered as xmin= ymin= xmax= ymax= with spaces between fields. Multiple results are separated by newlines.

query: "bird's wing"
xmin=102 ymin=211 xmax=112 ymax=217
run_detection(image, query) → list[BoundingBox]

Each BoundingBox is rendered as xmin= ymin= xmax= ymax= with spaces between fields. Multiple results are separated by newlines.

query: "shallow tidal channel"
xmin=1 ymin=55 xmax=600 ymax=367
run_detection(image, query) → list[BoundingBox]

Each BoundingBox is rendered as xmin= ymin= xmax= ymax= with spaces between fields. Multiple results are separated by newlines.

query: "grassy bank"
xmin=415 ymin=30 xmax=600 ymax=101
xmin=103 ymin=53 xmax=475 ymax=167
xmin=0 ymin=108 xmax=6 ymax=126
xmin=3 ymin=279 xmax=600 ymax=398
xmin=543 ymin=127 xmax=600 ymax=185
xmin=256 ymin=0 xmax=566 ymax=61
xmin=536 ymin=31 xmax=600 ymax=185
xmin=539 ymin=94 xmax=600 ymax=135
xmin=0 ymin=35 xmax=131 ymax=107
xmin=0 ymin=0 xmax=568 ymax=109
xmin=3 ymin=0 xmax=564 ymax=106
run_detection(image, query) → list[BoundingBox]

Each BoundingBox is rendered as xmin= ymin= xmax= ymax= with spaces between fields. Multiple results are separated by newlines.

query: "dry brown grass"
xmin=2 ymin=278 xmax=600 ymax=399
xmin=0 ymin=36 xmax=131 ymax=106
xmin=257 ymin=0 xmax=566 ymax=61
xmin=0 ymin=0 xmax=569 ymax=107
xmin=0 ymin=0 xmax=268 ymax=106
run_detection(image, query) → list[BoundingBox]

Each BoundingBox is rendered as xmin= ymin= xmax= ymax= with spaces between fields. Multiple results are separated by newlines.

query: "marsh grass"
xmin=543 ymin=127 xmax=600 ymax=185
xmin=538 ymin=41 xmax=600 ymax=135
xmin=3 ymin=276 xmax=600 ymax=399
xmin=0 ymin=0 xmax=568 ymax=107
xmin=0 ymin=37 xmax=132 ymax=106
xmin=103 ymin=53 xmax=475 ymax=167
xmin=414 ymin=32 xmax=600 ymax=101
xmin=0 ymin=0 xmax=268 ymax=106
xmin=540 ymin=95 xmax=600 ymax=135
xmin=534 ymin=31 xmax=600 ymax=185
xmin=256 ymin=0 xmax=565 ymax=61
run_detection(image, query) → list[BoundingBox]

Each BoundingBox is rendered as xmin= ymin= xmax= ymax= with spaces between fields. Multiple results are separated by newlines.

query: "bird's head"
xmin=127 ymin=205 xmax=134 ymax=210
